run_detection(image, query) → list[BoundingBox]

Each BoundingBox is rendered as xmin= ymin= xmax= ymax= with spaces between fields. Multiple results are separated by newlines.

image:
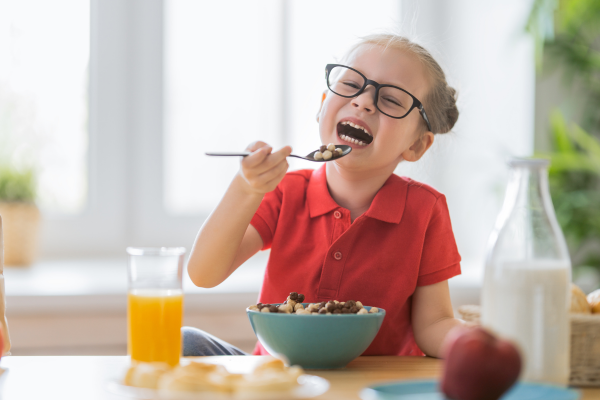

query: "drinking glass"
xmin=126 ymin=247 xmax=185 ymax=366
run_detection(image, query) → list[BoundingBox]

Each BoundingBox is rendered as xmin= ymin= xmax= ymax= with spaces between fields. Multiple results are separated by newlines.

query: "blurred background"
xmin=0 ymin=0 xmax=598 ymax=355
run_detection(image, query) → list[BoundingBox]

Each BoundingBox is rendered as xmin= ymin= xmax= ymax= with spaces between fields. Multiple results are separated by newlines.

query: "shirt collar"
xmin=307 ymin=165 xmax=339 ymax=218
xmin=363 ymin=173 xmax=408 ymax=224
xmin=307 ymin=165 xmax=408 ymax=224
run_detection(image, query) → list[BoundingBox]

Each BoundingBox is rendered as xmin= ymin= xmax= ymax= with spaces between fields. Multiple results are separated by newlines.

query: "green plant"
xmin=527 ymin=0 xmax=600 ymax=131
xmin=0 ymin=166 xmax=36 ymax=203
xmin=539 ymin=111 xmax=600 ymax=267
xmin=528 ymin=0 xmax=600 ymax=281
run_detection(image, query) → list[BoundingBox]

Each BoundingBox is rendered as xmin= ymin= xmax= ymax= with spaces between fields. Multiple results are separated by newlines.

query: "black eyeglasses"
xmin=325 ymin=64 xmax=432 ymax=132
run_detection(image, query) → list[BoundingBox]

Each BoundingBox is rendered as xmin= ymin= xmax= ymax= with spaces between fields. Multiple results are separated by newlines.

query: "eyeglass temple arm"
xmin=418 ymin=104 xmax=433 ymax=132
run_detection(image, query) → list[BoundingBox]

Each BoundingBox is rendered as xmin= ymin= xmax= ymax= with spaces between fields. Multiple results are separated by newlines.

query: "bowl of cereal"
xmin=246 ymin=292 xmax=385 ymax=369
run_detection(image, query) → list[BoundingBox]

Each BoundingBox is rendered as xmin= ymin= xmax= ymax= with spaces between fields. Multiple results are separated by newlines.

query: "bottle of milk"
xmin=482 ymin=158 xmax=571 ymax=385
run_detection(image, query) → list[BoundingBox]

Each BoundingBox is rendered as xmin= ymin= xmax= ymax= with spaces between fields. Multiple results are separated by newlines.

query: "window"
xmin=164 ymin=0 xmax=400 ymax=215
xmin=164 ymin=0 xmax=284 ymax=215
xmin=4 ymin=1 xmax=535 ymax=269
xmin=0 ymin=0 xmax=89 ymax=214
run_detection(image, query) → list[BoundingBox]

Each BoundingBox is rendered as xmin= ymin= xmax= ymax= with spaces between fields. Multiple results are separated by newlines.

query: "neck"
xmin=325 ymin=162 xmax=398 ymax=221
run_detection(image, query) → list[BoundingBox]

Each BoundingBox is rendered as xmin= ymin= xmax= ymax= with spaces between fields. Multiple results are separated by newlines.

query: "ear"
xmin=316 ymin=91 xmax=327 ymax=123
xmin=402 ymin=131 xmax=434 ymax=162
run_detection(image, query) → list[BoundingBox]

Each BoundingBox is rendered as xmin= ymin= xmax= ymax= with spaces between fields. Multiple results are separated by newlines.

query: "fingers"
xmin=258 ymin=156 xmax=289 ymax=184
xmin=258 ymin=146 xmax=291 ymax=175
xmin=239 ymin=143 xmax=292 ymax=194
xmin=242 ymin=145 xmax=290 ymax=174
xmin=246 ymin=141 xmax=269 ymax=153
xmin=243 ymin=145 xmax=272 ymax=169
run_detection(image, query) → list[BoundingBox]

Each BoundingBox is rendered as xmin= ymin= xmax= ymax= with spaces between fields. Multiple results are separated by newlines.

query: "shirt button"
xmin=334 ymin=211 xmax=342 ymax=219
xmin=333 ymin=251 xmax=342 ymax=260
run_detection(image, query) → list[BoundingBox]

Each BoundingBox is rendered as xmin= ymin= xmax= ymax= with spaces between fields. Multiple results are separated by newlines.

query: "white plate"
xmin=106 ymin=374 xmax=330 ymax=400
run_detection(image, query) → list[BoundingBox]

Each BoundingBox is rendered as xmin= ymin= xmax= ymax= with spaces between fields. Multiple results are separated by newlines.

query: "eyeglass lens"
xmin=327 ymin=65 xmax=414 ymax=118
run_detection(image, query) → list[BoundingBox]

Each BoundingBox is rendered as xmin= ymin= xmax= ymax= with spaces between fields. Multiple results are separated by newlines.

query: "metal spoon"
xmin=205 ymin=145 xmax=352 ymax=162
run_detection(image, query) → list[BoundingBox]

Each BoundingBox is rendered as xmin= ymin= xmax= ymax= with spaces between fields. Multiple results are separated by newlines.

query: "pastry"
xmin=571 ymin=283 xmax=592 ymax=314
xmin=252 ymin=357 xmax=286 ymax=374
xmin=157 ymin=362 xmax=229 ymax=393
xmin=125 ymin=358 xmax=304 ymax=396
xmin=587 ymin=288 xmax=600 ymax=314
xmin=236 ymin=364 xmax=303 ymax=394
xmin=123 ymin=361 xmax=172 ymax=389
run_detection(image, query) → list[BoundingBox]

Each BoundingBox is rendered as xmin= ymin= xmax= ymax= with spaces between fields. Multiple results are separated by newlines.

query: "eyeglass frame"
xmin=325 ymin=64 xmax=433 ymax=132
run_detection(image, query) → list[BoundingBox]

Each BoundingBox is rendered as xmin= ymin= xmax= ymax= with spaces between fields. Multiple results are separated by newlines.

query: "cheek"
xmin=322 ymin=96 xmax=347 ymax=119
xmin=374 ymin=123 xmax=415 ymax=156
xmin=407 ymin=111 xmax=425 ymax=133
xmin=380 ymin=118 xmax=419 ymax=145
xmin=376 ymin=121 xmax=403 ymax=145
xmin=319 ymin=100 xmax=340 ymax=131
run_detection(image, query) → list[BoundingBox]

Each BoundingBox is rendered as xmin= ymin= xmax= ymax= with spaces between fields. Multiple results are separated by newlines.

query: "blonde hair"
xmin=342 ymin=34 xmax=459 ymax=134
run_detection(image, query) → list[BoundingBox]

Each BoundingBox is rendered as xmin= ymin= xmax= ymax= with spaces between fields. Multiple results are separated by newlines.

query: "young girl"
xmin=184 ymin=33 xmax=464 ymax=358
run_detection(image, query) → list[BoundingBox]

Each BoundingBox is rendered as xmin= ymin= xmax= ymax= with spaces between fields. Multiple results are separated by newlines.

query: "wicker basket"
xmin=457 ymin=305 xmax=600 ymax=387
xmin=569 ymin=314 xmax=600 ymax=387
xmin=0 ymin=202 xmax=40 ymax=266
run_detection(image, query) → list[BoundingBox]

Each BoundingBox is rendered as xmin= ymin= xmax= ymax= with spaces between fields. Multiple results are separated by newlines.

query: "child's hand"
xmin=238 ymin=141 xmax=292 ymax=195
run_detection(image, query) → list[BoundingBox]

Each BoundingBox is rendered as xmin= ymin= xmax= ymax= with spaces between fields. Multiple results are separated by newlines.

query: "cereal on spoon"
xmin=247 ymin=292 xmax=380 ymax=315
xmin=313 ymin=143 xmax=344 ymax=161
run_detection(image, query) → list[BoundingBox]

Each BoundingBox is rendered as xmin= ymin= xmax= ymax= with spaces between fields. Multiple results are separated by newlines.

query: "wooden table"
xmin=1 ymin=356 xmax=598 ymax=399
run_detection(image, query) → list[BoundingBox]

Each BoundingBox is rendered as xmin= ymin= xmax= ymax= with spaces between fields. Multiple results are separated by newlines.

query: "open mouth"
xmin=337 ymin=121 xmax=373 ymax=146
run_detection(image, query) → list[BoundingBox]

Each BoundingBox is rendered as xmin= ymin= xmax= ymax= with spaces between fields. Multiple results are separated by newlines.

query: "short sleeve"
xmin=250 ymin=186 xmax=283 ymax=250
xmin=417 ymin=195 xmax=461 ymax=286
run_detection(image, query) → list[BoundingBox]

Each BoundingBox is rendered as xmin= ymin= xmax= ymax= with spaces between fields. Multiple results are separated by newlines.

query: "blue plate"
xmin=359 ymin=379 xmax=580 ymax=400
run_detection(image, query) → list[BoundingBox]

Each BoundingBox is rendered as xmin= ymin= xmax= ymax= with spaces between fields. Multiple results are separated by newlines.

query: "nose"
xmin=351 ymin=86 xmax=376 ymax=114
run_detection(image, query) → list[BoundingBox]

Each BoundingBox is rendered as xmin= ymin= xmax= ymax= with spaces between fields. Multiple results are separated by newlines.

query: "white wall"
xmin=35 ymin=0 xmax=536 ymax=266
xmin=397 ymin=0 xmax=535 ymax=270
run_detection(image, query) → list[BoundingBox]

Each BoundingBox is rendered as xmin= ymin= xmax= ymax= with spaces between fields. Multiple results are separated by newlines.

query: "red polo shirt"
xmin=250 ymin=165 xmax=461 ymax=356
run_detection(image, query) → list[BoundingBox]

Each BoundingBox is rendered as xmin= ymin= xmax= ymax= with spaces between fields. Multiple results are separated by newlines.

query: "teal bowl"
xmin=247 ymin=303 xmax=385 ymax=369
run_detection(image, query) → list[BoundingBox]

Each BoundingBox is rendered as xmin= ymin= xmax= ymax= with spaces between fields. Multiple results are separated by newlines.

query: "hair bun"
xmin=444 ymin=86 xmax=459 ymax=133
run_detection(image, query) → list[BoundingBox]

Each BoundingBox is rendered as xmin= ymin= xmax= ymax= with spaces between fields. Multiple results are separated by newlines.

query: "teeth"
xmin=339 ymin=133 xmax=368 ymax=146
xmin=341 ymin=120 xmax=372 ymax=137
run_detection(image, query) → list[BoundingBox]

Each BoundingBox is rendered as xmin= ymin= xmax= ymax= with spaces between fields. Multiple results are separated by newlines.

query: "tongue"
xmin=338 ymin=123 xmax=372 ymax=144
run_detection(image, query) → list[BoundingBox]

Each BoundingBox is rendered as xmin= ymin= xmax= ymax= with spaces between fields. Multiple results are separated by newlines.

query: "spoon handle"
xmin=205 ymin=152 xmax=251 ymax=157
xmin=206 ymin=152 xmax=309 ymax=160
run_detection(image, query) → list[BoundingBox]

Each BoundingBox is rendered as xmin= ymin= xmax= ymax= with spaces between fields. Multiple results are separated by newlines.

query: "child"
xmin=184 ymin=33 xmax=464 ymax=358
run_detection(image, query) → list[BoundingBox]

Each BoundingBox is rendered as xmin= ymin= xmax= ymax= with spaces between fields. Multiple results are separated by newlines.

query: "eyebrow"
xmin=347 ymin=64 xmax=413 ymax=91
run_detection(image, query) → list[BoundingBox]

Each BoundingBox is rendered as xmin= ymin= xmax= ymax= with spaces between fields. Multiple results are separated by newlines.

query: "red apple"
xmin=440 ymin=326 xmax=521 ymax=400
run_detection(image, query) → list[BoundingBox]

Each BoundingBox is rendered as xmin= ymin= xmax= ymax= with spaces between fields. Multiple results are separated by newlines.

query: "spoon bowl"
xmin=303 ymin=145 xmax=352 ymax=161
xmin=206 ymin=145 xmax=352 ymax=162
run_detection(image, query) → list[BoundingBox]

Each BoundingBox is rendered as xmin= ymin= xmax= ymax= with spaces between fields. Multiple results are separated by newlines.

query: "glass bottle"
xmin=481 ymin=158 xmax=571 ymax=385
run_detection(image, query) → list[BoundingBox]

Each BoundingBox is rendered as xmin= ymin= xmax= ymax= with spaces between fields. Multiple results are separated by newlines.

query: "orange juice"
xmin=127 ymin=288 xmax=183 ymax=366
